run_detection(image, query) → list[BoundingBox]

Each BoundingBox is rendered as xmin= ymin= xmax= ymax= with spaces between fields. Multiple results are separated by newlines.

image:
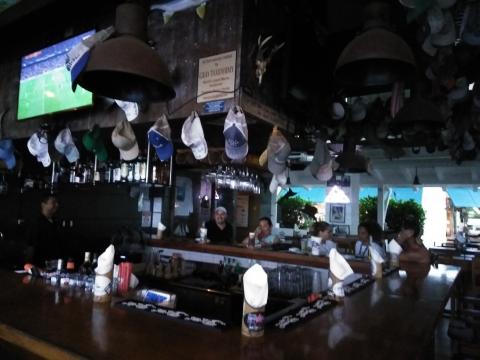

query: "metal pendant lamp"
xmin=75 ymin=2 xmax=176 ymax=102
xmin=413 ymin=167 xmax=421 ymax=185
xmin=334 ymin=2 xmax=416 ymax=93
xmin=335 ymin=136 xmax=370 ymax=174
xmin=390 ymin=96 xmax=444 ymax=134
xmin=278 ymin=165 xmax=297 ymax=202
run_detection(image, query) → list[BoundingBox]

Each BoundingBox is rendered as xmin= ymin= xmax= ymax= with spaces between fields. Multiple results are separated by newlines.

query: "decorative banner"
xmin=197 ymin=51 xmax=236 ymax=103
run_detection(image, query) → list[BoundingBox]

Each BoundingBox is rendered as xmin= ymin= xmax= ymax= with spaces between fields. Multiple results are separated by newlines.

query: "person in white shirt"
xmin=310 ymin=221 xmax=336 ymax=256
xmin=355 ymin=222 xmax=387 ymax=260
xmin=355 ymin=222 xmax=371 ymax=258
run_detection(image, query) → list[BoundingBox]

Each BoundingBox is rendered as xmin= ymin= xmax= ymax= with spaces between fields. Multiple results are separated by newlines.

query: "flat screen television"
xmin=17 ymin=30 xmax=95 ymax=121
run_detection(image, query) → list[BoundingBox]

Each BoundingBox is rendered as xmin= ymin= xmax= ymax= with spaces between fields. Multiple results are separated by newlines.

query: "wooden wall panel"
xmin=0 ymin=0 xmax=244 ymax=139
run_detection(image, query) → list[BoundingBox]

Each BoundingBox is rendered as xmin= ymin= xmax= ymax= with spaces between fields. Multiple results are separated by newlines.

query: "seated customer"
xmin=205 ymin=207 xmax=233 ymax=244
xmin=397 ymin=218 xmax=430 ymax=264
xmin=367 ymin=222 xmax=387 ymax=260
xmin=310 ymin=221 xmax=336 ymax=256
xmin=355 ymin=222 xmax=371 ymax=258
xmin=243 ymin=217 xmax=279 ymax=248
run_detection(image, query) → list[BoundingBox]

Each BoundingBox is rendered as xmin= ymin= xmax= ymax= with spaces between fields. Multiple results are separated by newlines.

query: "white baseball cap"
xmin=258 ymin=148 xmax=268 ymax=167
xmin=427 ymin=5 xmax=445 ymax=35
xmin=224 ymin=106 xmax=248 ymax=160
xmin=115 ymin=99 xmax=139 ymax=121
xmin=181 ymin=111 xmax=208 ymax=160
xmin=350 ymin=98 xmax=367 ymax=122
xmin=54 ymin=128 xmax=80 ymax=163
xmin=431 ymin=10 xmax=456 ymax=47
xmin=267 ymin=128 xmax=291 ymax=175
xmin=215 ymin=206 xmax=227 ymax=215
xmin=112 ymin=119 xmax=139 ymax=161
xmin=27 ymin=132 xmax=51 ymax=167
xmin=309 ymin=139 xmax=333 ymax=181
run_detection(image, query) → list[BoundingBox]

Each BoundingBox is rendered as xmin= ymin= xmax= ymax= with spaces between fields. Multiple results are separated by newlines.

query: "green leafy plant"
xmin=359 ymin=196 xmax=425 ymax=233
xmin=277 ymin=196 xmax=315 ymax=229
xmin=359 ymin=196 xmax=377 ymax=224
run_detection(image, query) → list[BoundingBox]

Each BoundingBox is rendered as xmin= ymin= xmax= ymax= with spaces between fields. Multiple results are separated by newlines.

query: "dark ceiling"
xmin=2 ymin=0 xmax=480 ymax=164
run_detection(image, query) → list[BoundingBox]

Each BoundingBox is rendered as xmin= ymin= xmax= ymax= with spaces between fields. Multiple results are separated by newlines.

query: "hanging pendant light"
xmin=74 ymin=2 xmax=176 ymax=102
xmin=334 ymin=2 xmax=416 ymax=93
xmin=278 ymin=165 xmax=297 ymax=201
xmin=413 ymin=167 xmax=421 ymax=185
xmin=334 ymin=136 xmax=371 ymax=174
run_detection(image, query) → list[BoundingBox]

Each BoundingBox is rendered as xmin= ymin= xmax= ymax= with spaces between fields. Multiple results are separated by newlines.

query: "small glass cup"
xmin=199 ymin=228 xmax=208 ymax=244
xmin=248 ymin=232 xmax=255 ymax=248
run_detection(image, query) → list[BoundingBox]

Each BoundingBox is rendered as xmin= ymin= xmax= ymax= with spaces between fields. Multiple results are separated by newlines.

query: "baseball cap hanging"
xmin=82 ymin=125 xmax=108 ymax=161
xmin=181 ymin=111 xmax=208 ymax=160
xmin=112 ymin=119 xmax=139 ymax=161
xmin=148 ymin=114 xmax=173 ymax=161
xmin=223 ymin=106 xmax=248 ymax=161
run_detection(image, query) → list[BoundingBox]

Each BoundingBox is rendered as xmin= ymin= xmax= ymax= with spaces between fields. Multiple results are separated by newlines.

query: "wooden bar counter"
xmin=150 ymin=239 xmax=372 ymax=274
xmin=0 ymin=264 xmax=460 ymax=360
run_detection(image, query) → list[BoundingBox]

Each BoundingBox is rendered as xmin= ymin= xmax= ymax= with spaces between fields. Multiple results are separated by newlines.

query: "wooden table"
xmin=430 ymin=246 xmax=480 ymax=256
xmin=0 ymin=264 xmax=460 ymax=359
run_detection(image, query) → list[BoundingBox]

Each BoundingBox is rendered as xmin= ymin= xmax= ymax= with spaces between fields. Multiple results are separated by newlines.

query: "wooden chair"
xmin=473 ymin=256 xmax=480 ymax=295
xmin=449 ymin=296 xmax=480 ymax=358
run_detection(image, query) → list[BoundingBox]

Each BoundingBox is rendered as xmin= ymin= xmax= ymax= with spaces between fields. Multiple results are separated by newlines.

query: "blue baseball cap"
xmin=70 ymin=50 xmax=90 ymax=92
xmin=224 ymin=106 xmax=248 ymax=160
xmin=148 ymin=115 xmax=173 ymax=161
xmin=0 ymin=139 xmax=16 ymax=170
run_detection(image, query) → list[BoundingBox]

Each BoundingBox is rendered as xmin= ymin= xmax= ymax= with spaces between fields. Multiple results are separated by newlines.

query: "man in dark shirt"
xmin=205 ymin=207 xmax=233 ymax=244
xmin=27 ymin=193 xmax=61 ymax=266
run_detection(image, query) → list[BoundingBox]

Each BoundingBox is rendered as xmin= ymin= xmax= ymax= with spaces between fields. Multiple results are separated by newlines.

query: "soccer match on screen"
xmin=17 ymin=30 xmax=95 ymax=121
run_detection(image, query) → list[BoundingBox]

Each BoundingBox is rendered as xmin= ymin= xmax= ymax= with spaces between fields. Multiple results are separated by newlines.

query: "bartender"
xmin=205 ymin=207 xmax=233 ymax=244
xmin=26 ymin=193 xmax=61 ymax=266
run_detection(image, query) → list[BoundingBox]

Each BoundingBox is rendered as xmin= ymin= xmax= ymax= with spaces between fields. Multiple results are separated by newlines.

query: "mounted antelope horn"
xmin=255 ymin=34 xmax=285 ymax=85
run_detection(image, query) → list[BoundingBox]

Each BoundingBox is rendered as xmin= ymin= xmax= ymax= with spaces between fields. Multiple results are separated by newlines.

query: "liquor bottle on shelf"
xmin=160 ymin=161 xmax=170 ymax=185
xmin=134 ymin=158 xmax=141 ymax=182
xmin=127 ymin=162 xmax=134 ymax=182
xmin=79 ymin=252 xmax=92 ymax=276
xmin=139 ymin=157 xmax=147 ymax=182
xmin=113 ymin=161 xmax=122 ymax=183
xmin=50 ymin=259 xmax=63 ymax=285
xmin=91 ymin=253 xmax=98 ymax=273
xmin=105 ymin=163 xmax=112 ymax=183
xmin=75 ymin=163 xmax=84 ymax=184
xmin=69 ymin=164 xmax=76 ymax=183
xmin=151 ymin=165 xmax=158 ymax=184
xmin=120 ymin=161 xmax=129 ymax=182
xmin=83 ymin=162 xmax=93 ymax=183
xmin=66 ymin=257 xmax=75 ymax=273
xmin=60 ymin=260 xmax=70 ymax=286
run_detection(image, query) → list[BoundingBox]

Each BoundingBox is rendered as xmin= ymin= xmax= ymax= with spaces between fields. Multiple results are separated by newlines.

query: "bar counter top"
xmin=0 ymin=264 xmax=460 ymax=360
xmin=150 ymin=239 xmax=372 ymax=274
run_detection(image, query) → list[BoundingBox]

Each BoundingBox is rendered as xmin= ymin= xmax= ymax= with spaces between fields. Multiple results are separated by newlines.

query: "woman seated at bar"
xmin=242 ymin=217 xmax=279 ymax=248
xmin=397 ymin=217 xmax=430 ymax=264
xmin=310 ymin=221 xmax=336 ymax=256
xmin=355 ymin=222 xmax=387 ymax=259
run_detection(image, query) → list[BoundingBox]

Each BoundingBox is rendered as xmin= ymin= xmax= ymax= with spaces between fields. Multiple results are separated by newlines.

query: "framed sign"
xmin=330 ymin=204 xmax=345 ymax=224
xmin=197 ymin=50 xmax=236 ymax=103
